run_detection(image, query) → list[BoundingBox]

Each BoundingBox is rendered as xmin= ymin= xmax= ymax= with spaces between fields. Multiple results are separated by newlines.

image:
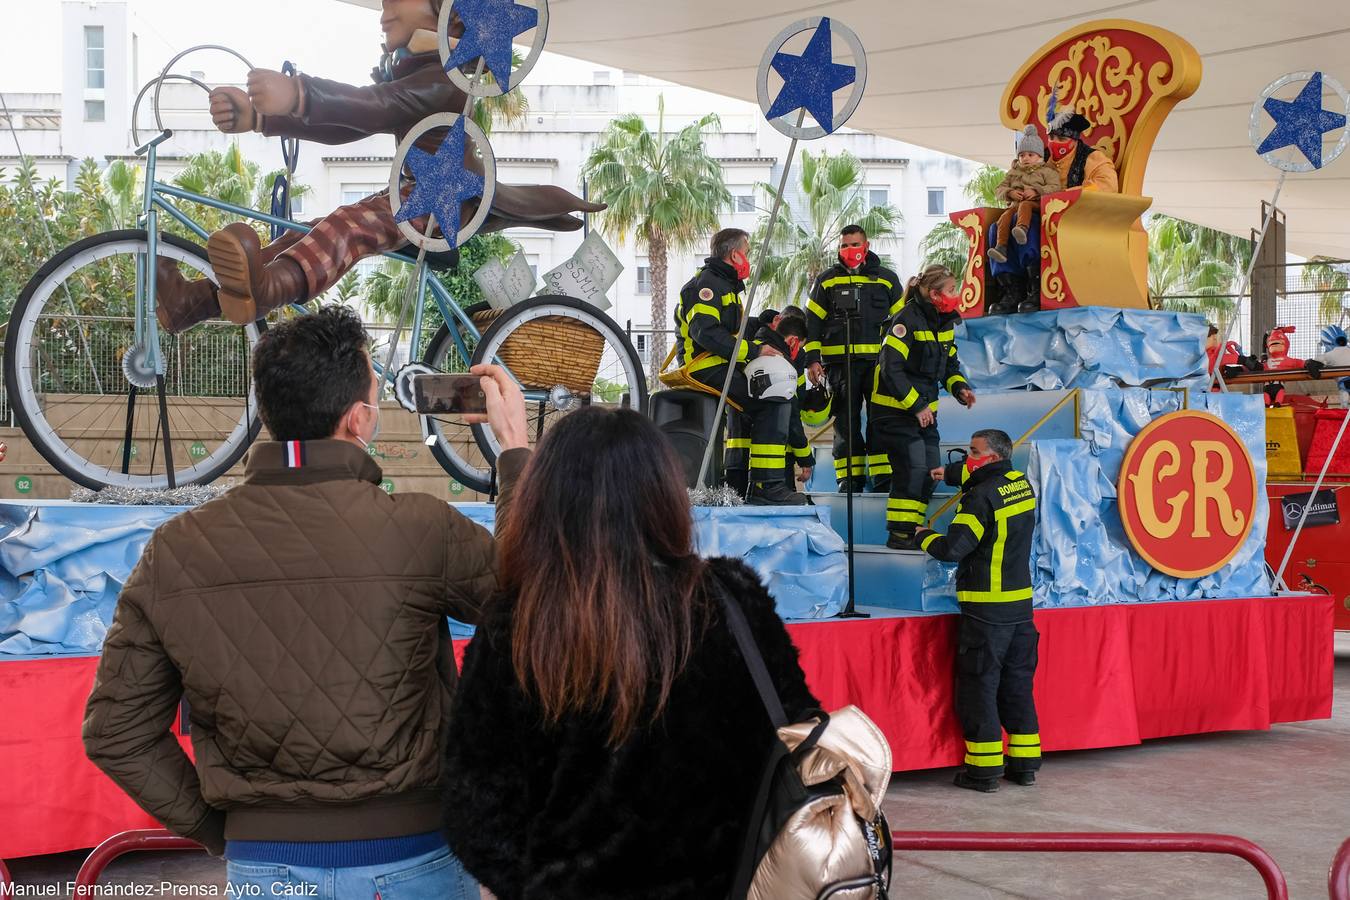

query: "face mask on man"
xmin=1048 ymin=138 xmax=1076 ymax=162
xmin=839 ymin=243 xmax=868 ymax=270
xmin=354 ymin=401 xmax=381 ymax=449
xmin=730 ymin=249 xmax=752 ymax=281
xmin=966 ymin=451 xmax=996 ymax=475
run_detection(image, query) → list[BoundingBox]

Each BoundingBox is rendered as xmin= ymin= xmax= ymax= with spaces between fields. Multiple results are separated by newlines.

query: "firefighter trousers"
xmin=826 ymin=358 xmax=888 ymax=492
xmin=870 ymin=413 xmax=940 ymax=536
xmin=955 ymin=616 xmax=1042 ymax=780
xmin=695 ymin=364 xmax=792 ymax=492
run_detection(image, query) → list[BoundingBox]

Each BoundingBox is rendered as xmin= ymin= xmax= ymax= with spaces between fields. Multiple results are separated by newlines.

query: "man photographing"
xmin=805 ymin=225 xmax=904 ymax=492
xmin=84 ymin=307 xmax=529 ymax=896
xmin=917 ymin=429 xmax=1041 ymax=793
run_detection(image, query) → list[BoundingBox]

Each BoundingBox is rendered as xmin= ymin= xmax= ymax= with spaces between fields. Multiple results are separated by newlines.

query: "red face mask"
xmin=730 ymin=250 xmax=751 ymax=281
xmin=1048 ymin=138 xmax=1076 ymax=162
xmin=839 ymin=243 xmax=868 ymax=270
xmin=966 ymin=452 xmax=994 ymax=475
xmin=932 ymin=290 xmax=962 ymax=315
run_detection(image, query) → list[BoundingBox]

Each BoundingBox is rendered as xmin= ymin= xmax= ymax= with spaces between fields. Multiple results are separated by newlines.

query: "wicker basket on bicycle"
xmin=471 ymin=310 xmax=605 ymax=396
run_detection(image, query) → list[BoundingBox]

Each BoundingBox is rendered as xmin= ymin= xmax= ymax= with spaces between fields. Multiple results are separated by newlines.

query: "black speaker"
xmin=650 ymin=389 xmax=724 ymax=489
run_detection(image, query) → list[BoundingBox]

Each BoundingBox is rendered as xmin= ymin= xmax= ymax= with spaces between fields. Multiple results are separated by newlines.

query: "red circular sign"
xmin=1118 ymin=411 xmax=1258 ymax=579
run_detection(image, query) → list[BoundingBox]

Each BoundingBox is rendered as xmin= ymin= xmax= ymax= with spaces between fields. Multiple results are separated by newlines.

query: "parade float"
xmin=0 ymin=11 xmax=1342 ymax=860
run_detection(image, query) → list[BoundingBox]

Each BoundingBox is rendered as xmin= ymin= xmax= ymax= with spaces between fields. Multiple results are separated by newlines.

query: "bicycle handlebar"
xmin=130 ymin=45 xmax=255 ymax=151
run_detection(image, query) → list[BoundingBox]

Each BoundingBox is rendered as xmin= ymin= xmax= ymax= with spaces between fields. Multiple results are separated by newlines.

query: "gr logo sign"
xmin=1119 ymin=411 xmax=1258 ymax=579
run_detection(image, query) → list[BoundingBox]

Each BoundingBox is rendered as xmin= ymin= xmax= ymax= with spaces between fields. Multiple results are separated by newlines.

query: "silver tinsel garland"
xmin=688 ymin=485 xmax=745 ymax=507
xmin=69 ymin=482 xmax=238 ymax=506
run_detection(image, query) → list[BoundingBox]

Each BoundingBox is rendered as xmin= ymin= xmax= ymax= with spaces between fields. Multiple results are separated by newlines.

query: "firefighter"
xmin=676 ymin=228 xmax=806 ymax=505
xmin=916 ymin=429 xmax=1040 ymax=792
xmin=870 ymin=264 xmax=976 ymax=550
xmin=805 ymin=225 xmax=905 ymax=493
xmin=752 ymin=308 xmax=815 ymax=488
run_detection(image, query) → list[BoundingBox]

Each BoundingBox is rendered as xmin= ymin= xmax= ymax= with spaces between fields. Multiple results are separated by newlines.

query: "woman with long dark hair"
xmin=442 ymin=407 xmax=818 ymax=899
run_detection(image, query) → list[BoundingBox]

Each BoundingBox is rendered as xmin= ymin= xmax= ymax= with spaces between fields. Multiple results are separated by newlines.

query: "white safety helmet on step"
xmin=745 ymin=353 xmax=799 ymax=401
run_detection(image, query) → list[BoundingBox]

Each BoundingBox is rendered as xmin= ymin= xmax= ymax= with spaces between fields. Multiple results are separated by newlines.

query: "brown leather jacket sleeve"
xmin=441 ymin=447 xmax=531 ymax=625
xmin=82 ymin=539 xmax=227 ymax=855
xmin=263 ymin=67 xmax=460 ymax=144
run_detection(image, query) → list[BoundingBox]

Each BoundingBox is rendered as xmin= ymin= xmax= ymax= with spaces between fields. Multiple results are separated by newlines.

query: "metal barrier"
xmin=1330 ymin=838 xmax=1350 ymax=900
xmin=891 ymin=831 xmax=1289 ymax=900
xmin=74 ymin=829 xmax=205 ymax=888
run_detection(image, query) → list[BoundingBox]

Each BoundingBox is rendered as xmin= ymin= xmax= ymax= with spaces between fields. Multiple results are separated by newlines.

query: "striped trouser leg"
xmin=723 ymin=409 xmax=751 ymax=497
xmin=955 ymin=616 xmax=1005 ymax=780
xmin=886 ymin=496 xmax=927 ymax=536
xmin=1000 ymin=622 xmax=1042 ymax=773
xmin=275 ymin=189 xmax=417 ymax=299
xmin=749 ymin=398 xmax=792 ymax=487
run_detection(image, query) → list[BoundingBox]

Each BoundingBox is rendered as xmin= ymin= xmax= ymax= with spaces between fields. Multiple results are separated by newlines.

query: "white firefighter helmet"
xmin=745 ymin=353 xmax=798 ymax=401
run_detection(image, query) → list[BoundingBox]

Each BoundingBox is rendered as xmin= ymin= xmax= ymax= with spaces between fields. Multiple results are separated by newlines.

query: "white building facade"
xmin=3 ymin=1 xmax=984 ymax=357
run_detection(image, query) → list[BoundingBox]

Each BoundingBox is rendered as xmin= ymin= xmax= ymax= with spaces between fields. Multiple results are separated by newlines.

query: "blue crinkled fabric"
xmin=957 ymin=308 xmax=1209 ymax=392
xmin=922 ymin=388 xmax=1272 ymax=608
xmin=0 ymin=502 xmax=846 ymax=657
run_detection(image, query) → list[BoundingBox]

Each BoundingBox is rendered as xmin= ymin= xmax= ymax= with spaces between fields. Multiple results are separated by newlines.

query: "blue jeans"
xmin=226 ymin=845 xmax=478 ymax=900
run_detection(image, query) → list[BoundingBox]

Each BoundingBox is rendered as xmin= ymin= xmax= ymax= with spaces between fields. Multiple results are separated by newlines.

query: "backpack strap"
xmin=712 ymin=571 xmax=787 ymax=729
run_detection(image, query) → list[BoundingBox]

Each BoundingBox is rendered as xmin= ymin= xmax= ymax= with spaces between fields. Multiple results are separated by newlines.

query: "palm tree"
xmin=1302 ymin=257 xmax=1350 ymax=324
xmin=752 ymin=149 xmax=903 ymax=308
xmin=172 ymin=145 xmax=261 ymax=235
xmin=582 ymin=95 xmax=731 ymax=379
xmin=100 ymin=160 xmax=142 ymax=230
xmin=470 ymin=50 xmax=529 ymax=136
xmin=1147 ymin=214 xmax=1250 ymax=333
xmin=918 ymin=164 xmax=1004 ymax=275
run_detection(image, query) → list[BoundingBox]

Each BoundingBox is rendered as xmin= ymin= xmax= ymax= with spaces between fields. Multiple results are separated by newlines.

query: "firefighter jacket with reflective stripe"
xmin=676 ymin=258 xmax=761 ymax=369
xmin=804 ymin=252 xmax=904 ymax=366
xmin=753 ymin=324 xmax=814 ymax=467
xmin=921 ymin=460 xmax=1037 ymax=624
xmin=870 ymin=298 xmax=969 ymax=416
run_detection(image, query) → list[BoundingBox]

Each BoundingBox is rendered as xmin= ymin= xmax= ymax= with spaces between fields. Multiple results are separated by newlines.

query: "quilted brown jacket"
xmin=83 ymin=440 xmax=530 ymax=855
xmin=994 ymin=159 xmax=1063 ymax=201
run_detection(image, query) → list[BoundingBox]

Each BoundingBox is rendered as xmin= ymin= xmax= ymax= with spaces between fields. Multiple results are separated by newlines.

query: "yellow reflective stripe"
xmin=937 ymin=330 xmax=955 ymax=341
xmin=722 ymin=292 xmax=740 ymax=306
xmin=887 ymin=511 xmax=925 ymax=524
xmin=889 ymin=298 xmax=905 ymax=316
xmin=966 ymin=740 xmax=1003 ymax=753
xmin=872 ymin=387 xmax=919 ymax=410
xmin=949 ymin=344 xmax=958 ymax=357
xmin=804 ymin=340 xmax=823 ymax=353
xmin=736 ymin=341 xmax=751 ymax=363
xmin=820 ymin=345 xmax=846 ymax=356
xmin=850 ymin=343 xmax=881 ymax=354
xmin=997 ymin=499 xmax=1037 ymax=519
xmin=947 ymin=375 xmax=968 ymax=394
xmin=796 ymin=373 xmax=807 ymax=387
xmin=1008 ymin=745 xmax=1042 ymax=758
xmin=724 ymin=438 xmax=752 ymax=449
xmin=888 ymin=498 xmax=927 ymax=510
xmin=964 ymin=753 xmax=1004 ymax=767
xmin=822 ymin=275 xmax=894 ymax=290
xmin=883 ymin=334 xmax=910 ymax=358
xmin=951 ymin=513 xmax=986 ymax=542
xmin=912 ymin=330 xmax=936 ymax=341
xmin=689 ymin=303 xmax=721 ymax=321
xmin=751 ymin=459 xmax=786 ymax=469
xmin=807 ymin=300 xmax=828 ymax=319
xmin=928 ymin=400 xmax=940 ymax=412
xmin=687 ymin=354 xmax=726 ymax=373
xmin=920 ymin=532 xmax=941 ymax=551
xmin=1007 ymin=471 xmax=1026 ymax=481
xmin=793 ymin=445 xmax=815 ymax=459
xmin=751 ymin=444 xmax=788 ymax=454
xmin=958 ymin=587 xmax=1034 ymax=603
xmin=1008 ymin=734 xmax=1041 ymax=746
xmin=866 ymin=454 xmax=889 ymax=465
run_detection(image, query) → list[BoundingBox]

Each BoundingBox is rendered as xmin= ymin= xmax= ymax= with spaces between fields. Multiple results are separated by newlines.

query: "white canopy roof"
xmin=339 ymin=0 xmax=1350 ymax=258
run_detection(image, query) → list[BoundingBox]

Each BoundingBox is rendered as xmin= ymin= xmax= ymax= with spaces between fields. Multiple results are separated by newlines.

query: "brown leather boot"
xmin=154 ymin=258 xmax=221 ymax=335
xmin=207 ymin=223 xmax=308 ymax=325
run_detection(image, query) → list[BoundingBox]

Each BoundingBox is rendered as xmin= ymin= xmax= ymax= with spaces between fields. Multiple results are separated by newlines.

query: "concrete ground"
xmin=8 ymin=636 xmax=1349 ymax=899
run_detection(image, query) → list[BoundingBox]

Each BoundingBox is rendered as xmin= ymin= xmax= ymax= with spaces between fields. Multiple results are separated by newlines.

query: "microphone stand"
xmin=836 ymin=309 xmax=869 ymax=620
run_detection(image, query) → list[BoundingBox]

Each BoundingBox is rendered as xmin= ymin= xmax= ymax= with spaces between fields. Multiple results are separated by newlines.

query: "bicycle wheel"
xmin=419 ymin=320 xmax=494 ymax=495
xmin=469 ymin=295 xmax=648 ymax=462
xmin=5 ymin=229 xmax=265 ymax=491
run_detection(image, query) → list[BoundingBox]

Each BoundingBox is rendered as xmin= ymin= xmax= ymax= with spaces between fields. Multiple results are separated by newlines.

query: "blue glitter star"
xmin=1257 ymin=72 xmax=1347 ymax=169
xmin=764 ymin=18 xmax=857 ymax=134
xmin=396 ymin=117 xmax=485 ymax=248
xmin=446 ymin=0 xmax=538 ymax=91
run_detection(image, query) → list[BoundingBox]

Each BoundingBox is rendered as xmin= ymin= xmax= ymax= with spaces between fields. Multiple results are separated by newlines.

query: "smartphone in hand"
xmin=413 ymin=374 xmax=488 ymax=415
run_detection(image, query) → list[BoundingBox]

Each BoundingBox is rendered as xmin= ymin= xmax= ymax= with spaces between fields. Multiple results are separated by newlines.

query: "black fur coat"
xmin=441 ymin=557 xmax=819 ymax=900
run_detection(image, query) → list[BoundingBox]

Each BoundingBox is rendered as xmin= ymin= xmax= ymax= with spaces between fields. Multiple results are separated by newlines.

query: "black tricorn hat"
xmin=1048 ymin=110 xmax=1092 ymax=137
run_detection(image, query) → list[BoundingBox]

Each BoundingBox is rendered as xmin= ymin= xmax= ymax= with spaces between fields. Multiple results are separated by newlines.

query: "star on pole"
xmin=446 ymin=0 xmax=538 ymax=91
xmin=764 ymin=18 xmax=857 ymax=133
xmin=396 ymin=117 xmax=485 ymax=248
xmin=1257 ymin=72 xmax=1348 ymax=169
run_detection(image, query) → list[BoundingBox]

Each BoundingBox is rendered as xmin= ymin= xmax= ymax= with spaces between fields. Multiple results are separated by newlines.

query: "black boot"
xmin=837 ymin=476 xmax=866 ymax=494
xmin=886 ymin=529 xmax=921 ymax=551
xmin=748 ymin=480 xmax=811 ymax=506
xmin=1004 ymin=771 xmax=1037 ymax=787
xmin=988 ymin=273 xmax=1020 ymax=316
xmin=725 ymin=469 xmax=748 ymax=500
xmin=1018 ymin=268 xmax=1041 ymax=314
xmin=954 ymin=772 xmax=999 ymax=793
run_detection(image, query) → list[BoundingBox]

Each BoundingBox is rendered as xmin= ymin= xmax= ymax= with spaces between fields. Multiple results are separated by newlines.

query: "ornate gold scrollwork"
xmin=1038 ymin=36 xmax=1149 ymax=165
xmin=955 ymin=213 xmax=985 ymax=313
xmin=1040 ymin=198 xmax=1071 ymax=306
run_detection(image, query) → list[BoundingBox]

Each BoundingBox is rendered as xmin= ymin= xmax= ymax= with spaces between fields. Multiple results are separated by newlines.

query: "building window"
xmin=288 ymin=192 xmax=305 ymax=216
xmin=867 ymin=187 xmax=890 ymax=210
xmin=634 ymin=332 xmax=650 ymax=363
xmin=527 ymin=255 xmax=539 ymax=279
xmin=927 ymin=188 xmax=946 ymax=216
xmin=636 ymin=265 xmax=651 ymax=294
xmin=623 ymin=71 xmax=639 ymax=86
xmin=84 ymin=100 xmax=105 ymax=122
xmin=341 ymin=183 xmax=383 ymax=206
xmin=85 ymin=26 xmax=105 ymax=90
xmin=593 ymin=70 xmax=611 ymax=85
xmin=728 ymin=186 xmax=756 ymax=214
